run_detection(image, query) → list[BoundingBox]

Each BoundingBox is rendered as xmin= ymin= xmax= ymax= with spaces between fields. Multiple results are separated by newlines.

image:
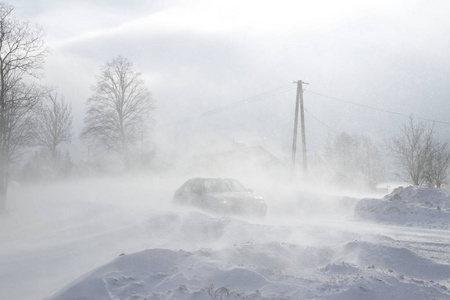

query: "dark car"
xmin=174 ymin=178 xmax=267 ymax=217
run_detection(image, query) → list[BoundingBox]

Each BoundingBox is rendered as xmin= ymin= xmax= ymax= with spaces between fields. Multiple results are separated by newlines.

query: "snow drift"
xmin=355 ymin=186 xmax=450 ymax=228
xmin=2 ymin=178 xmax=449 ymax=300
xmin=43 ymin=185 xmax=450 ymax=300
xmin=46 ymin=240 xmax=450 ymax=300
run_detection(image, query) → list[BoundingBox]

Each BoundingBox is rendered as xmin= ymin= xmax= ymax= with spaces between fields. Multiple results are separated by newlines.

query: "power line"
xmin=200 ymin=83 xmax=293 ymax=117
xmin=166 ymin=83 xmax=294 ymax=127
xmin=305 ymin=89 xmax=450 ymax=126
xmin=304 ymin=107 xmax=338 ymax=134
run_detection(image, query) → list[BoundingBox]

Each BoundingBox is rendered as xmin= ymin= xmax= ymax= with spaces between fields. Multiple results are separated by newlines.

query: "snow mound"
xmin=341 ymin=240 xmax=450 ymax=280
xmin=354 ymin=186 xmax=450 ymax=228
xmin=322 ymin=240 xmax=450 ymax=300
xmin=45 ymin=240 xmax=450 ymax=300
xmin=44 ymin=246 xmax=318 ymax=300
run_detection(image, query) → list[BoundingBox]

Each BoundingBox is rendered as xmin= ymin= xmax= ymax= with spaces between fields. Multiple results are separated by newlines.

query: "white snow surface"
xmin=0 ymin=177 xmax=449 ymax=300
xmin=355 ymin=186 xmax=450 ymax=229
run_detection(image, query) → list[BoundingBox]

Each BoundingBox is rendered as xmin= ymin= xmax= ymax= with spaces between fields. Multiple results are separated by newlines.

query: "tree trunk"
xmin=0 ymin=168 xmax=7 ymax=213
xmin=0 ymin=192 xmax=6 ymax=213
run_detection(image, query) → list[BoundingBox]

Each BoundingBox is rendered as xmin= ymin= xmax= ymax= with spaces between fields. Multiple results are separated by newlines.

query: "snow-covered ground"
xmin=355 ymin=185 xmax=450 ymax=229
xmin=0 ymin=176 xmax=449 ymax=299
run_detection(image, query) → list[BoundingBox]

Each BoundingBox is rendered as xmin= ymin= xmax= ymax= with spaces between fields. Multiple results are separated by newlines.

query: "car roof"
xmin=189 ymin=177 xmax=234 ymax=181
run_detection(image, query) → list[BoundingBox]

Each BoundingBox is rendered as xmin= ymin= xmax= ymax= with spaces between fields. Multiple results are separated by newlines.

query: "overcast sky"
xmin=6 ymin=0 xmax=450 ymax=163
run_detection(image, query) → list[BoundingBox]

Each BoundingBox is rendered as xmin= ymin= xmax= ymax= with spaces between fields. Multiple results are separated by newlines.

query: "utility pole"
xmin=291 ymin=80 xmax=308 ymax=178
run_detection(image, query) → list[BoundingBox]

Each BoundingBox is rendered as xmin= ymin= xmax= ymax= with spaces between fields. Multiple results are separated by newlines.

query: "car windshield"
xmin=203 ymin=179 xmax=247 ymax=193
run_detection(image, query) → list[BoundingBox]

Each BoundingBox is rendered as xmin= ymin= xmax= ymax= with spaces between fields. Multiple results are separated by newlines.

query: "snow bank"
xmin=45 ymin=204 xmax=450 ymax=300
xmin=354 ymin=186 xmax=450 ymax=228
xmin=323 ymin=240 xmax=450 ymax=300
xmin=3 ymin=178 xmax=449 ymax=300
xmin=45 ymin=246 xmax=309 ymax=300
xmin=45 ymin=239 xmax=450 ymax=300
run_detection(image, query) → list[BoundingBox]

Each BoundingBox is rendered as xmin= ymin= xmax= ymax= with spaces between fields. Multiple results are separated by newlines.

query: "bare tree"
xmin=424 ymin=140 xmax=450 ymax=188
xmin=81 ymin=56 xmax=155 ymax=164
xmin=323 ymin=132 xmax=357 ymax=171
xmin=0 ymin=4 xmax=47 ymax=212
xmin=357 ymin=135 xmax=385 ymax=187
xmin=33 ymin=92 xmax=73 ymax=162
xmin=389 ymin=117 xmax=435 ymax=186
xmin=321 ymin=132 xmax=384 ymax=188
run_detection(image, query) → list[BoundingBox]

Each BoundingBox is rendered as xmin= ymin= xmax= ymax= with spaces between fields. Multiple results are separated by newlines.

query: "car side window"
xmin=189 ymin=180 xmax=203 ymax=194
xmin=203 ymin=179 xmax=216 ymax=192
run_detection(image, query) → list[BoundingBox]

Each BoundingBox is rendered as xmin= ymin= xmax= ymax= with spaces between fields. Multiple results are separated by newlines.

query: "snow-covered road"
xmin=0 ymin=177 xmax=449 ymax=299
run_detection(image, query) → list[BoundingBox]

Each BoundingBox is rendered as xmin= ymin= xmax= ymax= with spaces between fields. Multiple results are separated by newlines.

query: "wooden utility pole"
xmin=291 ymin=80 xmax=308 ymax=178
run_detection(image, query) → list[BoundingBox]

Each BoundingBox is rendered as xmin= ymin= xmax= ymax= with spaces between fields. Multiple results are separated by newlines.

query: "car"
xmin=173 ymin=178 xmax=267 ymax=217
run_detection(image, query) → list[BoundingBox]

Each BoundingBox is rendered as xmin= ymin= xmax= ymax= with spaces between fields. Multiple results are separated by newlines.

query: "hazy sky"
xmin=6 ymin=0 xmax=450 ymax=162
